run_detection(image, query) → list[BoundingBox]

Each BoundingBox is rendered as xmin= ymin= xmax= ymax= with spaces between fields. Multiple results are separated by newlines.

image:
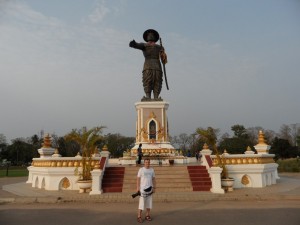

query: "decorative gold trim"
xmin=141 ymin=127 xmax=148 ymax=142
xmin=31 ymin=159 xmax=100 ymax=168
xmin=241 ymin=175 xmax=250 ymax=185
xmin=143 ymin=112 xmax=163 ymax=142
xmin=131 ymin=148 xmax=174 ymax=156
xmin=212 ymin=156 xmax=275 ymax=165
xmin=61 ymin=177 xmax=70 ymax=189
xmin=149 ymin=111 xmax=156 ymax=119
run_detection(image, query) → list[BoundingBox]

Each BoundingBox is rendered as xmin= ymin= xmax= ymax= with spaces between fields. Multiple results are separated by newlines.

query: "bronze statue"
xmin=129 ymin=29 xmax=168 ymax=101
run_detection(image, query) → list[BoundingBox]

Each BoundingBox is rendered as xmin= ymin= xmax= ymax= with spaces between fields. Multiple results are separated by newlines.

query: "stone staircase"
xmin=187 ymin=165 xmax=212 ymax=191
xmin=102 ymin=165 xmax=212 ymax=193
xmin=123 ymin=165 xmax=211 ymax=193
xmin=102 ymin=167 xmax=125 ymax=193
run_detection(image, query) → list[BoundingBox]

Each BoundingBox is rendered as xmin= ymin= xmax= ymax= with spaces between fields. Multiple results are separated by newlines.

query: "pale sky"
xmin=1 ymin=0 xmax=300 ymax=142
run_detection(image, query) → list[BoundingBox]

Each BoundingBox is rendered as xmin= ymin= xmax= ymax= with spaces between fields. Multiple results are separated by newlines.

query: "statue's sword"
xmin=159 ymin=38 xmax=169 ymax=90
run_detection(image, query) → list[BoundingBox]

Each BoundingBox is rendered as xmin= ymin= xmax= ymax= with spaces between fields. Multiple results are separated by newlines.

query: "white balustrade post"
xmin=90 ymin=168 xmax=103 ymax=195
xmin=208 ymin=167 xmax=225 ymax=194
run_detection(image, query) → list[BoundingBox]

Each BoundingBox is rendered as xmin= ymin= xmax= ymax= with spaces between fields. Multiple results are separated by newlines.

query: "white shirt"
xmin=137 ymin=167 xmax=155 ymax=193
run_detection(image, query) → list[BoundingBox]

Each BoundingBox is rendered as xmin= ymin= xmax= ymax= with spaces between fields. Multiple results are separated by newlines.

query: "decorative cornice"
xmin=31 ymin=159 xmax=100 ymax=168
xmin=211 ymin=156 xmax=275 ymax=165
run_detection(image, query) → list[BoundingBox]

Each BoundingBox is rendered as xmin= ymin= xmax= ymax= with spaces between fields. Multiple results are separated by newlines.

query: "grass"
xmin=277 ymin=158 xmax=300 ymax=173
xmin=0 ymin=166 xmax=29 ymax=177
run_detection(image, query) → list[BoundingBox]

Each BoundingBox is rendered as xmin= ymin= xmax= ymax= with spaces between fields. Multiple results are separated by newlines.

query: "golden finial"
xmin=42 ymin=134 xmax=52 ymax=148
xmin=203 ymin=143 xmax=209 ymax=149
xmin=94 ymin=147 xmax=100 ymax=154
xmin=258 ymin=130 xmax=266 ymax=144
xmin=247 ymin=146 xmax=251 ymax=151
xmin=102 ymin=145 xmax=108 ymax=151
xmin=54 ymin=149 xmax=59 ymax=154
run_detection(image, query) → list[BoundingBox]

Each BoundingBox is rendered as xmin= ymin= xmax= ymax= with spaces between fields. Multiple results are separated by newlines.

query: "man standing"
xmin=136 ymin=158 xmax=156 ymax=223
xmin=137 ymin=143 xmax=143 ymax=165
xmin=129 ymin=29 xmax=167 ymax=101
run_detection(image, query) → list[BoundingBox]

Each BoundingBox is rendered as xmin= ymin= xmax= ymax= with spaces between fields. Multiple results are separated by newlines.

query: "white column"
xmin=208 ymin=167 xmax=225 ymax=194
xmin=26 ymin=166 xmax=33 ymax=184
xmin=90 ymin=169 xmax=103 ymax=195
xmin=137 ymin=108 xmax=141 ymax=142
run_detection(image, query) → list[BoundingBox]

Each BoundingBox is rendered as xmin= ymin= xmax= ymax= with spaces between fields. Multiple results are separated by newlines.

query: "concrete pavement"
xmin=1 ymin=173 xmax=300 ymax=204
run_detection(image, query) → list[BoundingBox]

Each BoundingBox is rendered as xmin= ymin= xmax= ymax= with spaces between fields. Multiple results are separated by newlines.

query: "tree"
xmin=0 ymin=134 xmax=8 ymax=162
xmin=219 ymin=137 xmax=252 ymax=154
xmin=231 ymin=124 xmax=248 ymax=139
xmin=171 ymin=133 xmax=204 ymax=156
xmin=104 ymin=133 xmax=135 ymax=158
xmin=279 ymin=124 xmax=292 ymax=145
xmin=55 ymin=136 xmax=78 ymax=157
xmin=196 ymin=127 xmax=219 ymax=151
xmin=189 ymin=133 xmax=203 ymax=155
xmin=290 ymin=123 xmax=300 ymax=146
xmin=297 ymin=135 xmax=300 ymax=148
xmin=246 ymin=127 xmax=276 ymax=146
xmin=6 ymin=138 xmax=34 ymax=165
xmin=196 ymin=126 xmax=228 ymax=178
xmin=270 ymin=137 xmax=298 ymax=159
xmin=65 ymin=126 xmax=106 ymax=180
xmin=0 ymin=134 xmax=7 ymax=145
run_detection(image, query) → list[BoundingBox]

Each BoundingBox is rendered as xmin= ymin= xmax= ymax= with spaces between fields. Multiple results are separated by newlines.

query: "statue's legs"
xmin=153 ymin=71 xmax=163 ymax=99
xmin=143 ymin=70 xmax=162 ymax=99
xmin=143 ymin=70 xmax=152 ymax=99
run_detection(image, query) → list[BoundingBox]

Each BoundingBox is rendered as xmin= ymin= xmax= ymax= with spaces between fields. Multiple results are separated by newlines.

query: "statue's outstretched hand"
xmin=129 ymin=39 xmax=136 ymax=47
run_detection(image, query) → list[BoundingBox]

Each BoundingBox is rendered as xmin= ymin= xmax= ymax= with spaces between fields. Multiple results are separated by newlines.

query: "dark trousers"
xmin=137 ymin=155 xmax=142 ymax=164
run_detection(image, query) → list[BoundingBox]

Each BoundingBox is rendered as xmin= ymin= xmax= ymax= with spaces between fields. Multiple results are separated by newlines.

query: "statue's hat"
xmin=143 ymin=29 xmax=159 ymax=42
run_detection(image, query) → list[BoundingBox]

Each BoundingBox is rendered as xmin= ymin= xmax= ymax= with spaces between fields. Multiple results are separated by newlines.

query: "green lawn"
xmin=277 ymin=158 xmax=300 ymax=172
xmin=0 ymin=166 xmax=29 ymax=177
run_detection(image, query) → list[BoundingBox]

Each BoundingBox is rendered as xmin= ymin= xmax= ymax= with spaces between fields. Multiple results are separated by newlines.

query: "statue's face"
xmin=147 ymin=32 xmax=156 ymax=42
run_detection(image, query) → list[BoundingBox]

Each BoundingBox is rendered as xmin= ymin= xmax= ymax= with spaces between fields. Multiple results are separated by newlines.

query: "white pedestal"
xmin=90 ymin=169 xmax=103 ymax=195
xmin=38 ymin=147 xmax=55 ymax=158
xmin=131 ymin=101 xmax=175 ymax=156
xmin=208 ymin=167 xmax=225 ymax=194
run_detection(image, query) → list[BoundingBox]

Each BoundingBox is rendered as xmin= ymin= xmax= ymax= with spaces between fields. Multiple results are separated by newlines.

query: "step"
xmin=102 ymin=167 xmax=125 ymax=193
xmin=122 ymin=187 xmax=193 ymax=193
xmin=187 ymin=165 xmax=212 ymax=192
xmin=191 ymin=181 xmax=212 ymax=185
xmin=193 ymin=186 xmax=211 ymax=191
xmin=102 ymin=183 xmax=123 ymax=188
xmin=189 ymin=173 xmax=210 ymax=177
xmin=103 ymin=165 xmax=212 ymax=193
xmin=102 ymin=178 xmax=124 ymax=184
xmin=190 ymin=178 xmax=211 ymax=183
xmin=102 ymin=187 xmax=123 ymax=192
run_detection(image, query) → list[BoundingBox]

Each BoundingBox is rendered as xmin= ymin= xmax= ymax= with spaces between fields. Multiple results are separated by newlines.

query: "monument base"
xmin=130 ymin=100 xmax=175 ymax=158
xmin=131 ymin=142 xmax=175 ymax=156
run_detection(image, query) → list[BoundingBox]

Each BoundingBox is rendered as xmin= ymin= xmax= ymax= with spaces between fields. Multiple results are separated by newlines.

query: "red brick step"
xmin=187 ymin=166 xmax=212 ymax=191
xmin=102 ymin=167 xmax=125 ymax=193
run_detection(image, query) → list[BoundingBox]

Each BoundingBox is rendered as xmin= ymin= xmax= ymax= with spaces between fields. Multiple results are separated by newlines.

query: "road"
xmin=1 ymin=200 xmax=300 ymax=225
